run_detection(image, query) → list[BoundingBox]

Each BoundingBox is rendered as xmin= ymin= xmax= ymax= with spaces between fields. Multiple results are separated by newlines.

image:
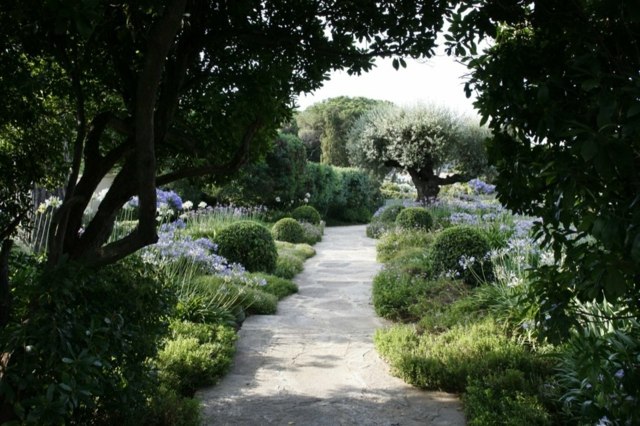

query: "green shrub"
xmin=329 ymin=167 xmax=382 ymax=224
xmin=300 ymin=221 xmax=323 ymax=244
xmin=553 ymin=302 xmax=640 ymax=425
xmin=431 ymin=225 xmax=492 ymax=285
xmin=274 ymin=253 xmax=304 ymax=279
xmin=300 ymin=161 xmax=341 ymax=217
xmin=215 ymin=221 xmax=277 ymax=272
xmin=372 ymin=270 xmax=463 ymax=322
xmin=249 ymin=272 xmax=298 ymax=299
xmin=170 ymin=320 xmax=219 ymax=343
xmin=380 ymin=204 xmax=406 ymax=223
xmin=376 ymin=230 xmax=435 ymax=263
xmin=385 ymin=247 xmax=435 ymax=278
xmin=276 ymin=240 xmax=316 ymax=260
xmin=272 ymin=218 xmax=305 ymax=243
xmin=211 ymin=133 xmax=307 ymax=208
xmin=366 ymin=218 xmax=391 ymax=239
xmin=145 ymin=386 xmax=202 ymax=426
xmin=0 ymin=257 xmax=174 ymax=424
xmin=464 ymin=371 xmax=551 ymax=426
xmin=157 ymin=330 xmax=235 ymax=396
xmin=374 ymin=317 xmax=549 ymax=393
xmin=416 ymin=293 xmax=484 ymax=335
xmin=244 ymin=287 xmax=278 ymax=315
xmin=395 ymin=207 xmax=433 ymax=231
xmin=292 ymin=205 xmax=322 ymax=224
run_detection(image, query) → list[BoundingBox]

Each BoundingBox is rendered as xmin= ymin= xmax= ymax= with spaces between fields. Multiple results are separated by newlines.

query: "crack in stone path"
xmin=198 ymin=225 xmax=465 ymax=425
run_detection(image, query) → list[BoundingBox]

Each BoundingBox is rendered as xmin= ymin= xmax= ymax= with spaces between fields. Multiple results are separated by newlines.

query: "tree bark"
xmin=407 ymin=168 xmax=468 ymax=202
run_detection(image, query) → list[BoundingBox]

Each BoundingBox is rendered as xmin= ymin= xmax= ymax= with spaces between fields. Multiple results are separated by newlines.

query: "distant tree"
xmin=348 ymin=104 xmax=489 ymax=200
xmin=446 ymin=0 xmax=640 ymax=336
xmin=296 ymin=96 xmax=391 ymax=165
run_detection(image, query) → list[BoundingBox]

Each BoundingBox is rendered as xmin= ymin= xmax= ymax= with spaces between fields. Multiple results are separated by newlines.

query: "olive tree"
xmin=348 ymin=104 xmax=489 ymax=200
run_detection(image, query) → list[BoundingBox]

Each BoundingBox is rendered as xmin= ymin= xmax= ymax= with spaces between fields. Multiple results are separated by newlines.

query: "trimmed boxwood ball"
xmin=379 ymin=204 xmax=406 ymax=223
xmin=272 ymin=218 xmax=305 ymax=243
xmin=215 ymin=221 xmax=277 ymax=273
xmin=431 ymin=225 xmax=492 ymax=285
xmin=291 ymin=205 xmax=322 ymax=224
xmin=395 ymin=207 xmax=433 ymax=231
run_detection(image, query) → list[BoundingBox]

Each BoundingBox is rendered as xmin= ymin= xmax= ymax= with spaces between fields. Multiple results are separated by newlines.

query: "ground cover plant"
xmin=370 ymin=180 xmax=639 ymax=425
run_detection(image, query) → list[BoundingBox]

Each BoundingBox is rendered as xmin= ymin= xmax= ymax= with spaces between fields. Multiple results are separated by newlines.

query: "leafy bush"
xmin=464 ymin=370 xmax=551 ymax=426
xmin=431 ymin=225 xmax=492 ymax=285
xmin=274 ymin=253 xmax=304 ymax=279
xmin=395 ymin=207 xmax=433 ymax=231
xmin=300 ymin=163 xmax=382 ymax=224
xmin=415 ymin=288 xmax=481 ymax=334
xmin=376 ymin=230 xmax=435 ymax=263
xmin=275 ymin=241 xmax=316 ymax=260
xmin=0 ymin=257 xmax=174 ymax=423
xmin=215 ymin=221 xmax=277 ymax=272
xmin=291 ymin=205 xmax=321 ymax=224
xmin=372 ymin=270 xmax=458 ymax=322
xmin=374 ymin=317 xmax=550 ymax=393
xmin=249 ymin=272 xmax=298 ymax=300
xmin=145 ymin=386 xmax=202 ymax=426
xmin=366 ymin=219 xmax=391 ymax=239
xmin=379 ymin=204 xmax=406 ymax=223
xmin=300 ymin=161 xmax=341 ymax=217
xmin=553 ymin=301 xmax=640 ymax=425
xmin=156 ymin=322 xmax=236 ymax=396
xmin=300 ymin=221 xmax=323 ymax=244
xmin=272 ymin=218 xmax=305 ymax=243
xmin=211 ymin=133 xmax=307 ymax=208
xmin=384 ymin=247 xmax=435 ymax=278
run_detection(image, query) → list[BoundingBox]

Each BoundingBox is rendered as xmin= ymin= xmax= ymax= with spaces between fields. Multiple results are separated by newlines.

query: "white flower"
xmin=275 ymin=196 xmax=281 ymax=203
xmin=304 ymin=198 xmax=309 ymax=203
xmin=305 ymin=192 xmax=311 ymax=198
xmin=198 ymin=201 xmax=207 ymax=209
xmin=182 ymin=200 xmax=194 ymax=210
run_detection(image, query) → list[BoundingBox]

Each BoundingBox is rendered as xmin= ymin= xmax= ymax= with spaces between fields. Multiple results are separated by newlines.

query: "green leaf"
xmin=604 ymin=268 xmax=626 ymax=299
xmin=61 ymin=357 xmax=73 ymax=364
xmin=392 ymin=58 xmax=399 ymax=70
xmin=580 ymin=138 xmax=598 ymax=161
xmin=581 ymin=79 xmax=599 ymax=91
xmin=46 ymin=384 xmax=56 ymax=402
xmin=631 ymin=234 xmax=640 ymax=262
xmin=627 ymin=102 xmax=640 ymax=118
xmin=59 ymin=383 xmax=72 ymax=392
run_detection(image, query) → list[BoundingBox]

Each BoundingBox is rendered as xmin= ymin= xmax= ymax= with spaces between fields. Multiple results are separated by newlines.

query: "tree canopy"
xmin=348 ymin=103 xmax=489 ymax=200
xmin=446 ymin=0 xmax=640 ymax=336
xmin=0 ymin=0 xmax=449 ymax=268
xmin=296 ymin=96 xmax=390 ymax=165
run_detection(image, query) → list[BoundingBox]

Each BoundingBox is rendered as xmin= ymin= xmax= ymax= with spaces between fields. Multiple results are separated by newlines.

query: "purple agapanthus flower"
xmin=468 ymin=178 xmax=496 ymax=195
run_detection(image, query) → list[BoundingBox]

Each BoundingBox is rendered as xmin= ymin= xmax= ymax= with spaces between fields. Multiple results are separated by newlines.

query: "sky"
xmin=295 ymin=54 xmax=478 ymax=116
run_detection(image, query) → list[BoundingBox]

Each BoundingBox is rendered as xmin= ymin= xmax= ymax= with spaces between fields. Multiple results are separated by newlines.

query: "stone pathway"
xmin=198 ymin=225 xmax=465 ymax=425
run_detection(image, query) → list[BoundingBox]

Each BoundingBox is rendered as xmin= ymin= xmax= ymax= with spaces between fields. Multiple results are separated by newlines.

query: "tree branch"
xmin=135 ymin=0 xmax=187 ymax=242
xmin=156 ymin=118 xmax=262 ymax=186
